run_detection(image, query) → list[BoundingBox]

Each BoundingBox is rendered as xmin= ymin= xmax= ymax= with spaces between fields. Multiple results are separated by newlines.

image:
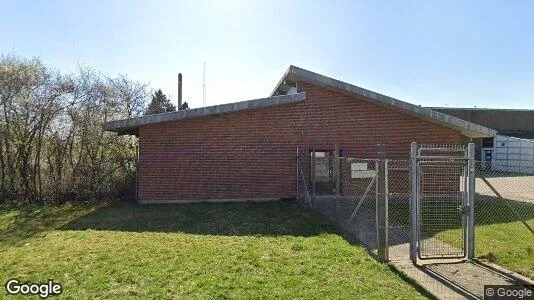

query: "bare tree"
xmin=0 ymin=54 xmax=148 ymax=204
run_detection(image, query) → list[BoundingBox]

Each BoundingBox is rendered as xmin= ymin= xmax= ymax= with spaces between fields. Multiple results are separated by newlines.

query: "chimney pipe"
xmin=178 ymin=73 xmax=183 ymax=110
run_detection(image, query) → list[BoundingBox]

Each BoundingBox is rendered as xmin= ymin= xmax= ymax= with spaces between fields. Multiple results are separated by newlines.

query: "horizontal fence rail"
xmin=299 ymin=150 xmax=534 ymax=271
xmin=298 ymin=146 xmax=534 ymax=297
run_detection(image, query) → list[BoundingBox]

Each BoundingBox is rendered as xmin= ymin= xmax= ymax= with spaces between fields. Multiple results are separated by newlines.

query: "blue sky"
xmin=2 ymin=0 xmax=534 ymax=109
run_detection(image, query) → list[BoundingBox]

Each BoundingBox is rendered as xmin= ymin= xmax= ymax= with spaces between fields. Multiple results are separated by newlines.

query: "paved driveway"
xmin=476 ymin=176 xmax=534 ymax=203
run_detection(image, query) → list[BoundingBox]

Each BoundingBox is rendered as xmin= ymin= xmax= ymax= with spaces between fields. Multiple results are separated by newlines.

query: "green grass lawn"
xmin=439 ymin=197 xmax=534 ymax=279
xmin=0 ymin=201 xmax=424 ymax=299
xmin=389 ymin=195 xmax=534 ymax=279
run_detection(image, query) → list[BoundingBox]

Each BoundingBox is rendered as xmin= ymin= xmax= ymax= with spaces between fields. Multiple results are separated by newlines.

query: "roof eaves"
xmin=105 ymin=92 xmax=307 ymax=134
xmin=269 ymin=66 xmax=292 ymax=97
xmin=286 ymin=65 xmax=497 ymax=138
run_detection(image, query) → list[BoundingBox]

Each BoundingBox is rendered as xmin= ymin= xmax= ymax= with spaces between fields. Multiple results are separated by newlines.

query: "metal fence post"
xmin=410 ymin=142 xmax=418 ymax=263
xmin=334 ymin=144 xmax=340 ymax=220
xmin=311 ymin=146 xmax=316 ymax=207
xmin=296 ymin=146 xmax=299 ymax=199
xmin=135 ymin=144 xmax=139 ymax=203
xmin=376 ymin=145 xmax=389 ymax=262
xmin=467 ymin=142 xmax=475 ymax=259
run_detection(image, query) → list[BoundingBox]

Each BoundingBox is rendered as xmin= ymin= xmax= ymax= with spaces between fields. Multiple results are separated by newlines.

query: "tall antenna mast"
xmin=202 ymin=62 xmax=207 ymax=106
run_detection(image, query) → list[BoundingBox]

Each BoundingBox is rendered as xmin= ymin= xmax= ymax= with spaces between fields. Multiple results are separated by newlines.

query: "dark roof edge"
xmin=429 ymin=107 xmax=534 ymax=112
xmin=105 ymin=92 xmax=307 ymax=134
xmin=282 ymin=65 xmax=496 ymax=138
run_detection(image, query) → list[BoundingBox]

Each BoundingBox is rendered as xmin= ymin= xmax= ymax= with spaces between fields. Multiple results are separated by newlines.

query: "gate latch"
xmin=458 ymin=204 xmax=470 ymax=215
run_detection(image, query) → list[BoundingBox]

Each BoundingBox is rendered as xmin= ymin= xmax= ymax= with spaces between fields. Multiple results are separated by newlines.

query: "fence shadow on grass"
xmin=386 ymin=194 xmax=534 ymax=235
xmin=61 ymin=199 xmax=342 ymax=238
xmin=313 ymin=192 xmax=534 ymax=255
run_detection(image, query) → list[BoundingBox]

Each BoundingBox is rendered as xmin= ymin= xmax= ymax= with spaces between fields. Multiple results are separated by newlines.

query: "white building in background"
xmin=487 ymin=134 xmax=534 ymax=174
xmin=429 ymin=107 xmax=534 ymax=175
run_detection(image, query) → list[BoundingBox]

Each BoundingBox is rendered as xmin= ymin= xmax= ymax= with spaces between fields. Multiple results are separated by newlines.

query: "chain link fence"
xmin=298 ymin=154 xmax=379 ymax=254
xmin=386 ymin=160 xmax=411 ymax=260
xmin=473 ymin=160 xmax=534 ymax=279
xmin=298 ymin=149 xmax=534 ymax=281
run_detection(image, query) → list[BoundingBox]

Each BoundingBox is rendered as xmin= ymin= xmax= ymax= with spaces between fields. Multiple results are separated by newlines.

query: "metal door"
xmin=311 ymin=151 xmax=335 ymax=195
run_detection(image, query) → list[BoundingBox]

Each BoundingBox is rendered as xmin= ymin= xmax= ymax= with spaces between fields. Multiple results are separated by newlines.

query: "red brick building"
xmin=106 ymin=66 xmax=495 ymax=203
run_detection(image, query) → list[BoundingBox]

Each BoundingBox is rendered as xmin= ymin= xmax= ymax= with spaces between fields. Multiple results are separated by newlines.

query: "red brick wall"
xmin=138 ymin=82 xmax=462 ymax=202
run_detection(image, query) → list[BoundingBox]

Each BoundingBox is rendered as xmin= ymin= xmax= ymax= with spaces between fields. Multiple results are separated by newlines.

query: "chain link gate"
xmin=410 ymin=142 xmax=475 ymax=262
xmin=300 ymin=142 xmax=477 ymax=263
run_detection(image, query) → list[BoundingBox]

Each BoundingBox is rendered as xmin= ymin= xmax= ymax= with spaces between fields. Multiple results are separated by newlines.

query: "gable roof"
xmin=105 ymin=65 xmax=496 ymax=138
xmin=105 ymin=92 xmax=307 ymax=135
xmin=272 ymin=65 xmax=496 ymax=138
